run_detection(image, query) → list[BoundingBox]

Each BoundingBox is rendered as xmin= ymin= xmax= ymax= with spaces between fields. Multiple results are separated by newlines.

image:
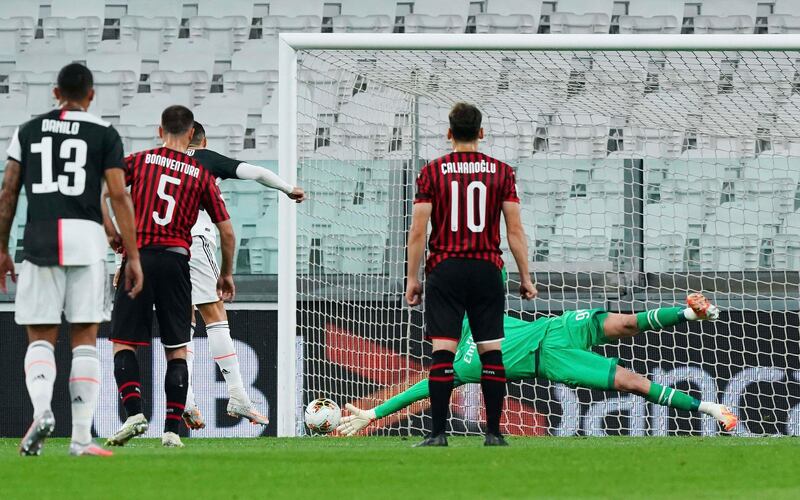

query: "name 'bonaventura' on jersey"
xmin=125 ymin=147 xmax=229 ymax=250
xmin=6 ymin=109 xmax=125 ymax=266
xmin=415 ymin=151 xmax=519 ymax=273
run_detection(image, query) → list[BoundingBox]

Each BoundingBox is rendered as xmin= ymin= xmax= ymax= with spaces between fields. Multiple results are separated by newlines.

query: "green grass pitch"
xmin=1 ymin=437 xmax=798 ymax=499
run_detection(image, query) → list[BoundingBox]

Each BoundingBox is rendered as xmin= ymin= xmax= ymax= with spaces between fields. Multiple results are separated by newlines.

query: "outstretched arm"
xmin=235 ymin=162 xmax=305 ymax=202
xmin=337 ymin=379 xmax=434 ymax=436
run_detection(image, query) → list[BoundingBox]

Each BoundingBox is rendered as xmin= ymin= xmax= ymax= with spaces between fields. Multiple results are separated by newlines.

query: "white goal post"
xmin=276 ymin=34 xmax=800 ymax=437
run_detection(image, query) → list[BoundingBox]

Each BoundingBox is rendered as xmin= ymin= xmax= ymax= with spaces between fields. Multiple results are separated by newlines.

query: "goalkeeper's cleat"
xmin=718 ymin=406 xmax=738 ymax=432
xmin=105 ymin=413 xmax=148 ymax=447
xmin=687 ymin=293 xmax=720 ymax=321
xmin=337 ymin=404 xmax=376 ymax=436
xmin=227 ymin=398 xmax=269 ymax=426
xmin=69 ymin=441 xmax=113 ymax=457
xmin=182 ymin=405 xmax=206 ymax=430
xmin=414 ymin=433 xmax=448 ymax=447
xmin=161 ymin=432 xmax=184 ymax=448
xmin=484 ymin=433 xmax=509 ymax=447
xmin=19 ymin=410 xmax=55 ymax=456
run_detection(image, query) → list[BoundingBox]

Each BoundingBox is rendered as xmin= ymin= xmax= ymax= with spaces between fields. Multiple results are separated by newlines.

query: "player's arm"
xmin=104 ymin=169 xmax=143 ymax=297
xmin=502 ymin=201 xmax=536 ymax=300
xmin=0 ymin=158 xmax=22 ymax=292
xmin=202 ymin=175 xmax=236 ymax=301
xmin=235 ymin=162 xmax=305 ymax=202
xmin=405 ymin=202 xmax=431 ymax=306
xmin=337 ymin=379 xmax=435 ymax=436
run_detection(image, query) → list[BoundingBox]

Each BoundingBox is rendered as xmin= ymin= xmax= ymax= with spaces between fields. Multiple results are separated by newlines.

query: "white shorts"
xmin=15 ymin=260 xmax=111 ymax=325
xmin=189 ymin=235 xmax=221 ymax=305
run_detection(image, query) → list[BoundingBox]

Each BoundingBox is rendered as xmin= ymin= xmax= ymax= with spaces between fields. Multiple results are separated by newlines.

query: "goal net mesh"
xmin=293 ymin=48 xmax=800 ymax=437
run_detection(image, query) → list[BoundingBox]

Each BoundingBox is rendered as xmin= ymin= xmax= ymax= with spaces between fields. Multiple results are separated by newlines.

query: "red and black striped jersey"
xmin=414 ymin=151 xmax=519 ymax=273
xmin=125 ymin=147 xmax=229 ymax=250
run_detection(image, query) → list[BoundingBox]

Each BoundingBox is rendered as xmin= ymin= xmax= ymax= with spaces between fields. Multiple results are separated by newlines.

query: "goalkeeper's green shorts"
xmin=536 ymin=309 xmax=619 ymax=391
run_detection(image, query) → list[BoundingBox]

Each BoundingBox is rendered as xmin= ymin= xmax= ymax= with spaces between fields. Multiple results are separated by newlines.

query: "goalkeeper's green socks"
xmin=635 ymin=307 xmax=689 ymax=331
xmin=646 ymin=382 xmax=701 ymax=412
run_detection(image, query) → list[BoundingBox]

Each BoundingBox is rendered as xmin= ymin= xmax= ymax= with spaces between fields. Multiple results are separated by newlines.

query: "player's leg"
xmin=601 ymin=293 xmax=720 ymax=340
xmin=613 ymin=366 xmax=738 ymax=431
xmin=415 ymin=260 xmax=465 ymax=447
xmin=107 ymin=256 xmax=154 ymax=446
xmin=197 ymin=300 xmax=269 ymax=425
xmin=154 ymin=250 xmax=192 ymax=447
xmin=15 ymin=261 xmax=65 ymax=456
xmin=465 ymin=261 xmax=508 ymax=446
xmin=182 ymin=314 xmax=204 ymax=430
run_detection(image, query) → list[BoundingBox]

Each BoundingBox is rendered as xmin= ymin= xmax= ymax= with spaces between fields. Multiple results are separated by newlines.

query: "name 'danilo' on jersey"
xmin=440 ymin=159 xmax=497 ymax=175
xmin=41 ymin=119 xmax=80 ymax=135
xmin=145 ymin=153 xmax=201 ymax=178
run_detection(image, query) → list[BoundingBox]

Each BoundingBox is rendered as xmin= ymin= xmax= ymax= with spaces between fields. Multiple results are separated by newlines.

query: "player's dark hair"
xmin=448 ymin=102 xmax=482 ymax=142
xmin=189 ymin=121 xmax=206 ymax=146
xmin=57 ymin=63 xmax=93 ymax=101
xmin=161 ymin=105 xmax=194 ymax=135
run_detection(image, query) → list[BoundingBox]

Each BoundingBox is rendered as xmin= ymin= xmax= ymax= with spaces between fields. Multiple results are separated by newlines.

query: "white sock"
xmin=185 ymin=324 xmax=196 ymax=409
xmin=24 ymin=340 xmax=56 ymax=418
xmin=206 ymin=321 xmax=248 ymax=402
xmin=69 ymin=345 xmax=100 ymax=444
xmin=698 ymin=401 xmax=722 ymax=420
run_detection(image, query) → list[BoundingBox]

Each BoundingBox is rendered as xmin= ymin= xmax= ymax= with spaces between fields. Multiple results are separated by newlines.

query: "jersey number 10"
xmin=30 ymin=137 xmax=87 ymax=196
xmin=450 ymin=180 xmax=486 ymax=233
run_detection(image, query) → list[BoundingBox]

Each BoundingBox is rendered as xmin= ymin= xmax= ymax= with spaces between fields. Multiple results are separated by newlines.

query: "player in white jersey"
xmin=181 ymin=123 xmax=305 ymax=428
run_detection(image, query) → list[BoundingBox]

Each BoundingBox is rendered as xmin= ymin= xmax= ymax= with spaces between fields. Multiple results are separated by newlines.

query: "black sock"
xmin=164 ymin=359 xmax=188 ymax=434
xmin=114 ymin=349 xmax=143 ymax=417
xmin=480 ymin=349 xmax=506 ymax=436
xmin=428 ymin=349 xmax=455 ymax=437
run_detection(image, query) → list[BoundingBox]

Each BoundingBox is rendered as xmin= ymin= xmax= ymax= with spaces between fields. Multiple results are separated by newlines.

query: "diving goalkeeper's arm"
xmin=337 ymin=379 xmax=436 ymax=436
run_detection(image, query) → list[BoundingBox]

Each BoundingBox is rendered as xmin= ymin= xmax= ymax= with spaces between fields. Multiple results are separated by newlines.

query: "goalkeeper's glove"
xmin=336 ymin=403 xmax=376 ymax=436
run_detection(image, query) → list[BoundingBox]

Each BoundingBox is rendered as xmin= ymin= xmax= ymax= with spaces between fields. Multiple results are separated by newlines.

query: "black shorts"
xmin=424 ymin=258 xmax=505 ymax=344
xmin=110 ymin=248 xmax=192 ymax=349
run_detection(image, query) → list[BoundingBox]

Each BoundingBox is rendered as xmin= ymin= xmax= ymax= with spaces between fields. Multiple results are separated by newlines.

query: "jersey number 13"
xmin=30 ymin=137 xmax=87 ymax=196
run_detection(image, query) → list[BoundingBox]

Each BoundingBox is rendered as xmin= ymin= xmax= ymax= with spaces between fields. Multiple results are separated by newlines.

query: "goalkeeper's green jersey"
xmin=374 ymin=315 xmax=557 ymax=418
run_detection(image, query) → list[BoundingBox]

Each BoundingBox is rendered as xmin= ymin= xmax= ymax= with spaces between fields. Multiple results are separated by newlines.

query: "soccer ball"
xmin=304 ymin=398 xmax=341 ymax=434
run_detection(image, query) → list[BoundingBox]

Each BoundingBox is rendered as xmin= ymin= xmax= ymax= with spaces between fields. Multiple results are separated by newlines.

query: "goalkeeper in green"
xmin=337 ymin=293 xmax=738 ymax=435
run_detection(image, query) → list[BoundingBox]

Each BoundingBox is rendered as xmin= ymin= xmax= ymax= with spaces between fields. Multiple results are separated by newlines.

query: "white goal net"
xmin=288 ymin=37 xmax=800 ymax=437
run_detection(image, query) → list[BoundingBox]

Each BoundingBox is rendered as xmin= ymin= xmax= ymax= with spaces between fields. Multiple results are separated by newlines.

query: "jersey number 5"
xmin=152 ymin=174 xmax=181 ymax=226
xmin=30 ymin=137 xmax=87 ymax=196
xmin=450 ymin=180 xmax=486 ymax=232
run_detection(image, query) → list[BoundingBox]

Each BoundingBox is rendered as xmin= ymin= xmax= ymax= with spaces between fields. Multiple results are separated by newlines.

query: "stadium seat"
xmin=86 ymin=42 xmax=141 ymax=116
xmin=644 ymin=234 xmax=686 ymax=273
xmin=547 ymin=235 xmax=611 ymax=270
xmin=644 ymin=202 xmax=703 ymax=239
xmin=692 ymin=15 xmax=755 ymax=34
xmin=0 ymin=94 xmax=29 ymax=148
xmin=43 ymin=0 xmax=105 ymax=54
xmin=518 ymin=180 xmax=570 ymax=217
xmin=699 ymin=233 xmax=759 ymax=271
xmin=322 ymin=233 xmax=385 ymax=274
xmin=706 ymin=201 xmax=782 ymax=239
xmin=150 ymin=39 xmax=214 ymax=107
xmin=742 ymin=155 xmax=800 ymax=184
xmin=618 ymin=15 xmax=680 ymax=34
xmin=247 ymin=236 xmax=279 ymax=274
xmin=555 ymin=197 xmax=624 ymax=240
xmin=120 ymin=0 xmax=181 ymax=62
xmin=2 ymin=0 xmax=39 ymax=20
xmin=773 ymin=234 xmax=800 ymax=270
xmin=189 ymin=16 xmax=249 ymax=61
xmin=733 ymin=178 xmax=797 ymax=216
xmin=223 ymin=41 xmax=279 ymax=109
xmin=193 ymin=94 xmax=248 ymax=156
xmin=549 ymin=12 xmax=610 ymax=34
xmin=483 ymin=0 xmax=544 ymax=16
xmin=0 ymin=15 xmax=35 ymax=62
xmin=332 ymin=15 xmax=394 ymax=33
xmin=659 ymin=178 xmax=722 ymax=218
xmin=335 ymin=0 xmax=395 ymax=18
xmin=475 ymin=14 xmax=537 ymax=33
xmin=768 ymin=14 xmax=800 ymax=33
xmin=262 ymin=16 xmax=323 ymax=36
xmin=403 ymin=14 xmax=467 ymax=34
xmin=117 ymin=93 xmax=173 ymax=153
xmin=8 ymin=42 xmax=75 ymax=114
xmin=196 ymin=0 xmax=254 ymax=22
